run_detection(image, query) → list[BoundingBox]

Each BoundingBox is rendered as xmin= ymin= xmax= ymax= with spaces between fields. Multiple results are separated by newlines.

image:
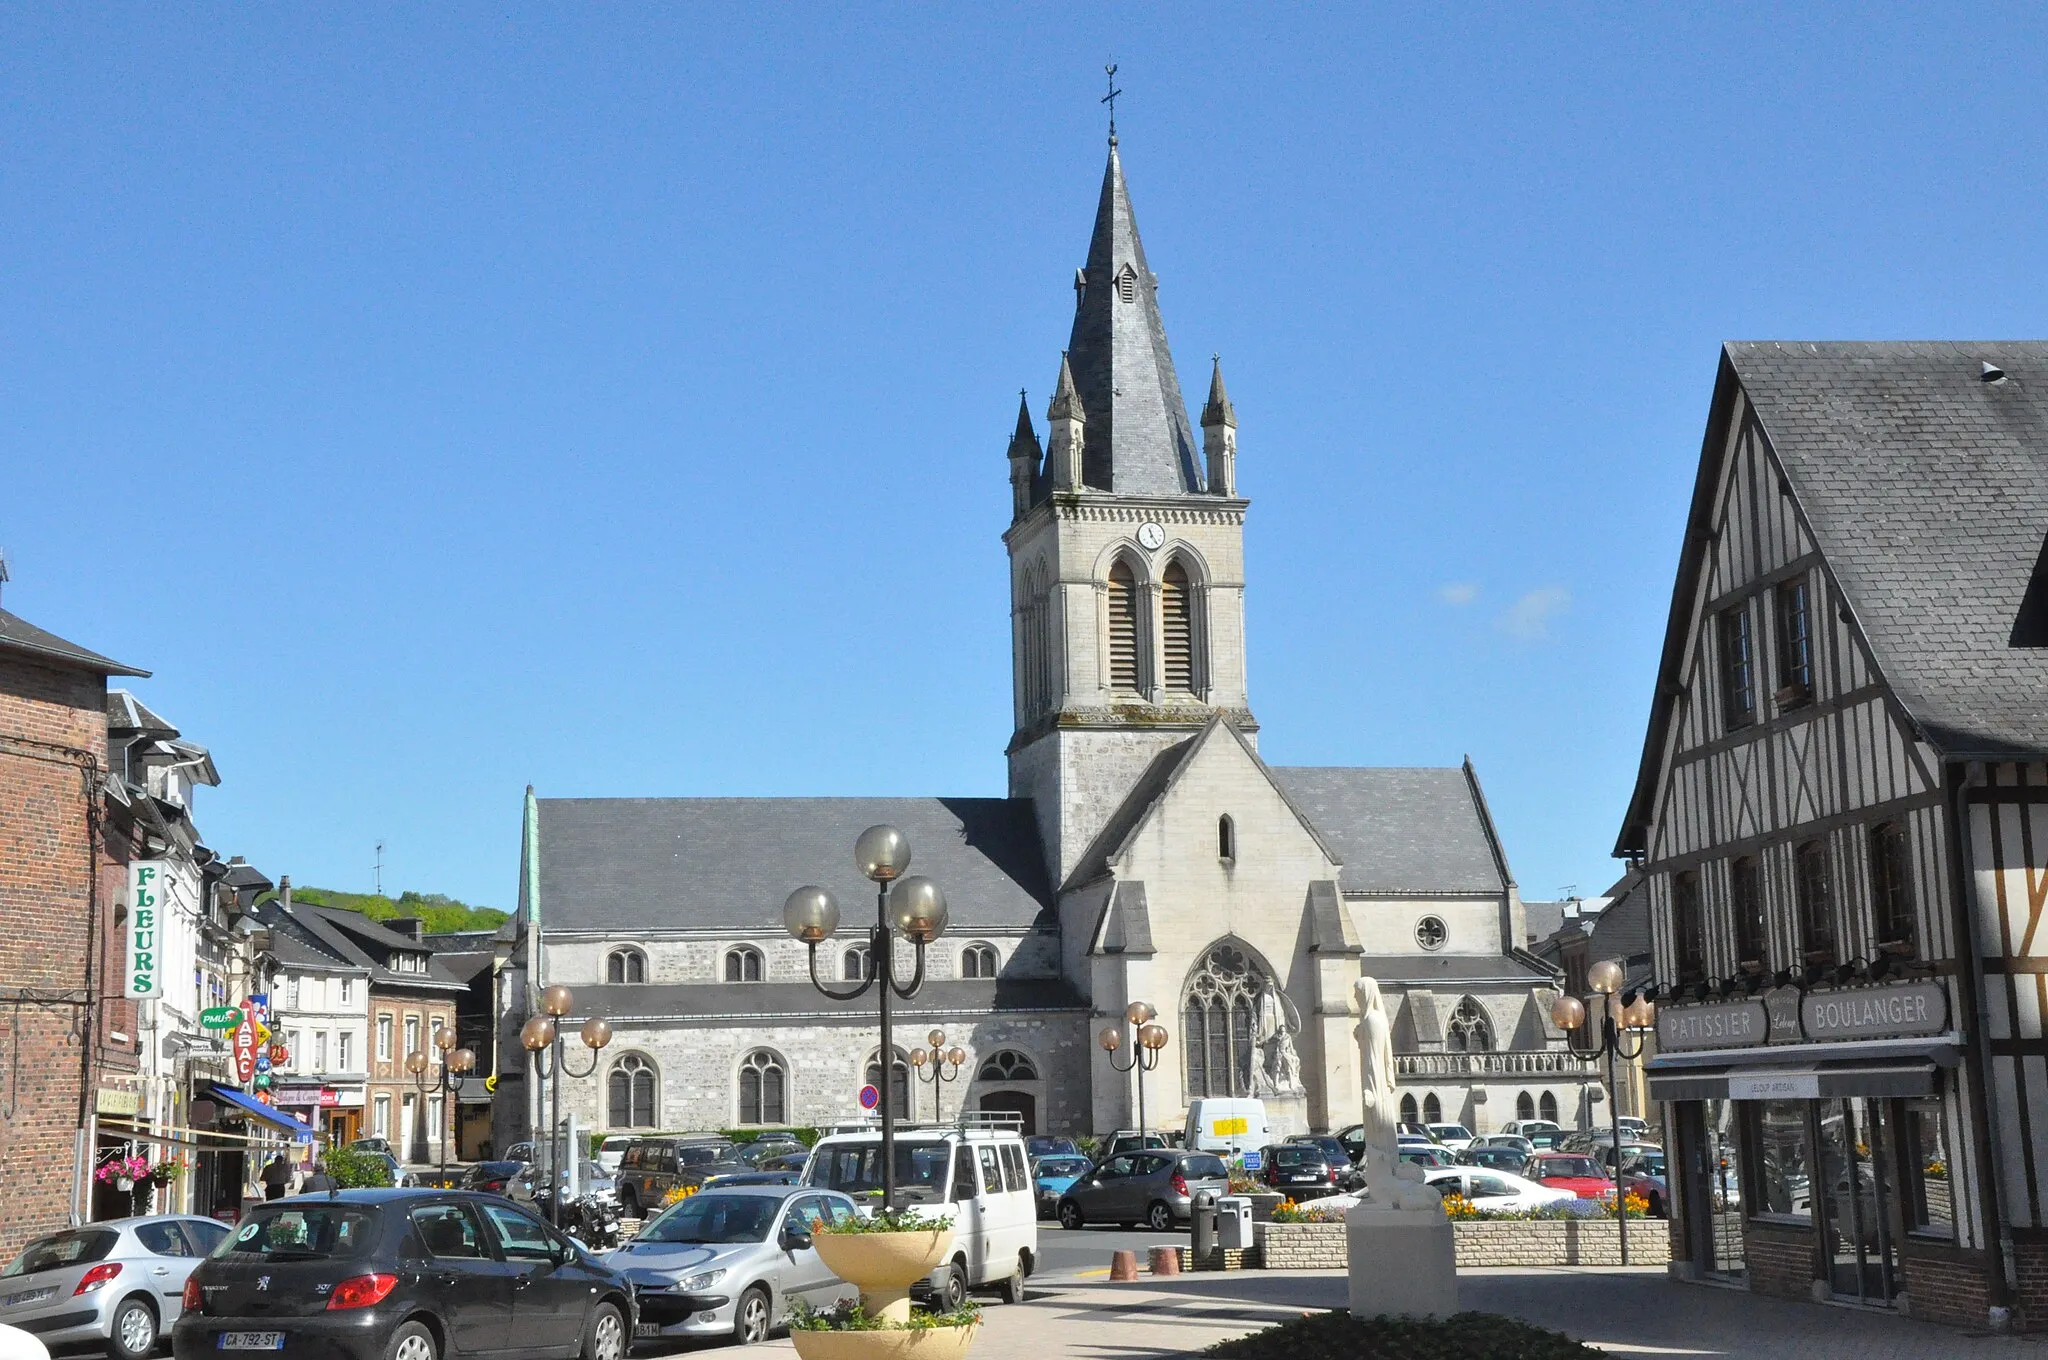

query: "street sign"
xmin=124 ymin=862 xmax=167 ymax=999
xmin=200 ymin=1007 xmax=241 ymax=1031
xmin=254 ymin=1072 xmax=273 ymax=1090
xmin=268 ymin=1044 xmax=290 ymax=1065
xmin=858 ymin=1084 xmax=881 ymax=1111
xmin=1242 ymin=1150 xmax=1263 ymax=1172
xmin=233 ymin=1000 xmax=259 ymax=1083
xmin=254 ymin=1054 xmax=272 ymax=1074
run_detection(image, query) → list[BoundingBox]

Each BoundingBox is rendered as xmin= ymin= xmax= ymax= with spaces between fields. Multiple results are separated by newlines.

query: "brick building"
xmin=0 ymin=605 xmax=145 ymax=1257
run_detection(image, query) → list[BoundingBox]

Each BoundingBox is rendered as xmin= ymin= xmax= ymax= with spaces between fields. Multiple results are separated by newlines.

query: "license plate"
xmin=635 ymin=1324 xmax=664 ymax=1338
xmin=4 ymin=1286 xmax=56 ymax=1306
xmin=218 ymin=1333 xmax=286 ymax=1350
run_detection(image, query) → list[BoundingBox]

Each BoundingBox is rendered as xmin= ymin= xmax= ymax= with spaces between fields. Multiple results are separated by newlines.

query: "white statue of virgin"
xmin=1355 ymin=976 xmax=1442 ymax=1214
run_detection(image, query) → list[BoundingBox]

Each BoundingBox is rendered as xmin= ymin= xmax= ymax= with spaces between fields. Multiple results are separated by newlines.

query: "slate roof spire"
xmin=1063 ymin=143 xmax=1205 ymax=496
xmin=1006 ymin=390 xmax=1043 ymax=521
xmin=1202 ymin=355 xmax=1237 ymax=429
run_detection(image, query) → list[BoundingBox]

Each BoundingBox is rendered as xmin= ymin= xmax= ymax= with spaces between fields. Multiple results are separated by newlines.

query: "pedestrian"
xmin=300 ymin=1159 xmax=336 ymax=1195
xmin=260 ymin=1152 xmax=293 ymax=1201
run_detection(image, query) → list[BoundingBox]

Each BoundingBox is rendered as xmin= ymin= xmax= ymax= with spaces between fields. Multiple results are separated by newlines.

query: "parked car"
xmin=1182 ymin=1098 xmax=1269 ymax=1155
xmin=1456 ymin=1145 xmax=1531 ymax=1175
xmin=735 ymin=1136 xmax=804 ymax=1169
xmin=347 ymin=1138 xmax=393 ymax=1157
xmin=1025 ymin=1136 xmax=1080 ymax=1159
xmin=1057 ymin=1150 xmax=1231 ymax=1230
xmin=1396 ymin=1123 xmax=1434 ymax=1141
xmin=1103 ymin=1130 xmax=1172 ymax=1158
xmin=1617 ymin=1116 xmax=1651 ymax=1140
xmin=1498 ymin=1119 xmax=1565 ymax=1149
xmin=1471 ymin=1134 xmax=1535 ymax=1157
xmin=754 ymin=1151 xmax=811 ymax=1175
xmin=805 ymin=1122 xmax=1037 ymax=1307
xmin=1422 ymin=1167 xmax=1575 ymax=1213
xmin=700 ymin=1171 xmax=804 ymax=1189
xmin=171 ymin=1190 xmax=635 ymax=1360
xmin=0 ymin=1216 xmax=229 ymax=1360
xmin=1284 ymin=1134 xmax=1355 ymax=1167
xmin=1527 ymin=1152 xmax=1616 ymax=1199
xmin=606 ymin=1185 xmax=858 ymax=1346
xmin=593 ymin=1136 xmax=635 ymax=1175
xmin=614 ymin=1137 xmax=743 ymax=1217
xmin=463 ymin=1160 xmax=525 ymax=1195
xmin=1255 ymin=1144 xmax=1338 ymax=1198
xmin=1399 ymin=1145 xmax=1455 ymax=1170
xmin=1030 ymin=1155 xmax=1094 ymax=1219
xmin=1333 ymin=1124 xmax=1368 ymax=1165
xmin=1424 ymin=1123 xmax=1476 ymax=1152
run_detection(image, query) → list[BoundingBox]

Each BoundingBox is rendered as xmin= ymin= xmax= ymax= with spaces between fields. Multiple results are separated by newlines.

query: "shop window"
xmin=1868 ymin=822 xmax=1918 ymax=958
xmin=1901 ymin=1097 xmax=1954 ymax=1238
xmin=1748 ymin=1101 xmax=1813 ymax=1222
xmin=1672 ymin=870 xmax=1707 ymax=984
xmin=1731 ymin=856 xmax=1766 ymax=971
xmin=1795 ymin=839 xmax=1837 ymax=967
xmin=1539 ymin=1091 xmax=1558 ymax=1124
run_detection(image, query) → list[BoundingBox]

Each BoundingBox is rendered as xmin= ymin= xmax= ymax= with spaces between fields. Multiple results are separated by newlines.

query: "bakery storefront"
xmin=1648 ymin=978 xmax=1979 ymax=1318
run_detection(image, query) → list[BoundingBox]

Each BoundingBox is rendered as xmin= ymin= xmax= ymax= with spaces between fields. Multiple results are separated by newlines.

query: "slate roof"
xmin=107 ymin=690 xmax=176 ymax=736
xmin=531 ymin=797 xmax=1056 ymax=934
xmin=0 ymin=607 xmax=146 ymax=677
xmin=1521 ymin=900 xmax=1570 ymax=948
xmin=1270 ymin=766 xmax=1509 ymax=896
xmin=261 ymin=901 xmax=467 ymax=993
xmin=1621 ymin=341 xmax=2048 ymax=851
xmin=564 ymin=977 xmax=1087 ymax=1023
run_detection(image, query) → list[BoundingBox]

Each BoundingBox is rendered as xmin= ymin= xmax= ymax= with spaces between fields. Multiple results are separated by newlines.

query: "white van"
xmin=1183 ymin=1098 xmax=1270 ymax=1154
xmin=804 ymin=1116 xmax=1038 ymax=1307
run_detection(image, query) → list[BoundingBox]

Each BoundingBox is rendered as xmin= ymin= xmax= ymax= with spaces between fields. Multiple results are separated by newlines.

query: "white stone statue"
xmin=1254 ymin=985 xmax=1306 ymax=1096
xmin=1347 ymin=976 xmax=1457 ymax=1317
xmin=1355 ymin=976 xmax=1441 ymax=1214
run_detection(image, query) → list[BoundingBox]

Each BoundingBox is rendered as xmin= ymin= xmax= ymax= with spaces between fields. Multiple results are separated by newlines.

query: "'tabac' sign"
xmin=233 ymin=1000 xmax=259 ymax=1083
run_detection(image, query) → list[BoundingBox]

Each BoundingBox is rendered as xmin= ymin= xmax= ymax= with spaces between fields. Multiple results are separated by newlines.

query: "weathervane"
xmin=1103 ymin=62 xmax=1122 ymax=145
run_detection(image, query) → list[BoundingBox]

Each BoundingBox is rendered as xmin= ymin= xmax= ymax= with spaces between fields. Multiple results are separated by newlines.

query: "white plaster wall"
xmin=1349 ymin=896 xmax=1510 ymax=957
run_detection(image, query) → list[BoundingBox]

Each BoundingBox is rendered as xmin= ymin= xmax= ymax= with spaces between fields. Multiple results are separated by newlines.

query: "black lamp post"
xmin=910 ymin=1029 xmax=966 ymax=1123
xmin=1552 ymin=959 xmax=1655 ymax=1264
xmin=406 ymin=1027 xmax=479 ymax=1183
xmin=784 ymin=824 xmax=949 ymax=1210
xmin=1098 ymin=1002 xmax=1169 ymax=1139
xmin=519 ymin=985 xmax=613 ymax=1229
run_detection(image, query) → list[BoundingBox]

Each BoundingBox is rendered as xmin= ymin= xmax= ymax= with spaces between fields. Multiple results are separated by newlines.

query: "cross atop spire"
xmin=1102 ymin=62 xmax=1122 ymax=146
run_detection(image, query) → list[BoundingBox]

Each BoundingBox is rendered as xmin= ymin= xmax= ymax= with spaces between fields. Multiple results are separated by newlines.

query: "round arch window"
xmin=1415 ymin=916 xmax=1448 ymax=951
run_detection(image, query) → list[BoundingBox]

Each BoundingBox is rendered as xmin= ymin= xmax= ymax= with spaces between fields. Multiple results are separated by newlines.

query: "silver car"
xmin=603 ymin=1185 xmax=858 ymax=1346
xmin=0 ymin=1215 xmax=230 ymax=1360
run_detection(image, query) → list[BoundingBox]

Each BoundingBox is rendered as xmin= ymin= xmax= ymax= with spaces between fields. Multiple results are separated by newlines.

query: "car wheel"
xmin=997 ymin=1264 xmax=1026 ymax=1305
xmin=1057 ymin=1200 xmax=1084 ymax=1230
xmin=1146 ymin=1201 xmax=1175 ymax=1232
xmin=618 ymin=1186 xmax=640 ymax=1218
xmin=934 ymin=1259 xmax=969 ymax=1313
xmin=108 ymin=1295 xmax=157 ymax=1360
xmin=385 ymin=1320 xmax=437 ymax=1360
xmin=583 ymin=1303 xmax=625 ymax=1360
xmin=732 ymin=1286 xmax=771 ymax=1346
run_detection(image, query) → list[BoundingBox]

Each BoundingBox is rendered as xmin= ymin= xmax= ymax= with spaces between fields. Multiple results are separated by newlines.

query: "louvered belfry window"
xmin=1108 ymin=560 xmax=1140 ymax=692
xmin=1162 ymin=560 xmax=1194 ymax=692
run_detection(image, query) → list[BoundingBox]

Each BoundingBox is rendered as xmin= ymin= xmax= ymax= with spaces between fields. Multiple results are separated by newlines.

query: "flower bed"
xmin=1202 ymin=1309 xmax=1601 ymax=1360
xmin=1254 ymin=1215 xmax=1672 ymax=1269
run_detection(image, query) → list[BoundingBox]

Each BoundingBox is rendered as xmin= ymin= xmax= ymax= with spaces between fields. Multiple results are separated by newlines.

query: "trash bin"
xmin=1216 ymin=1195 xmax=1253 ymax=1251
xmin=1191 ymin=1190 xmax=1218 ymax=1258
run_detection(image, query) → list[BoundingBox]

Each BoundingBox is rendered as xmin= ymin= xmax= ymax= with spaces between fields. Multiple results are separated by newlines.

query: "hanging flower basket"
xmin=95 ymin=1154 xmax=151 ymax=1191
xmin=148 ymin=1157 xmax=188 ymax=1187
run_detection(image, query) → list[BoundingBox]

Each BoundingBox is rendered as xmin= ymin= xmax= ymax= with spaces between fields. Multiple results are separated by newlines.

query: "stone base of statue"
xmin=1345 ymin=1203 xmax=1458 ymax=1318
xmin=1258 ymin=1091 xmax=1310 ymax=1138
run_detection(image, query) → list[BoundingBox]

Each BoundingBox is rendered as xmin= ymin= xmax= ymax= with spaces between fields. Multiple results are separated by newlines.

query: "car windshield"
xmin=1035 ymin=1158 xmax=1091 ymax=1178
xmin=1624 ymin=1151 xmax=1667 ymax=1176
xmin=1431 ymin=1126 xmax=1472 ymax=1140
xmin=1473 ymin=1150 xmax=1524 ymax=1169
xmin=2 ymin=1229 xmax=119 ymax=1277
xmin=219 ymin=1207 xmax=378 ymax=1260
xmin=638 ymin=1194 xmax=779 ymax=1244
xmin=1540 ymin=1157 xmax=1607 ymax=1179
xmin=1182 ymin=1155 xmax=1228 ymax=1178
xmin=808 ymin=1142 xmax=952 ymax=1200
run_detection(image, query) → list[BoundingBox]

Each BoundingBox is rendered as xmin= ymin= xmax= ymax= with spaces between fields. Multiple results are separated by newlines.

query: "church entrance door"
xmin=978 ymin=1091 xmax=1036 ymax=1135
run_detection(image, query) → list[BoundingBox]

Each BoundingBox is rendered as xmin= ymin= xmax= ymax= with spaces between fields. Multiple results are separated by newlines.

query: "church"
xmin=502 ymin=138 xmax=1597 ymax=1147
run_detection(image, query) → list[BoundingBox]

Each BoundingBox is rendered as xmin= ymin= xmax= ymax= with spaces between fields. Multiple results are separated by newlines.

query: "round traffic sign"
xmin=858 ymin=1084 xmax=880 ymax=1111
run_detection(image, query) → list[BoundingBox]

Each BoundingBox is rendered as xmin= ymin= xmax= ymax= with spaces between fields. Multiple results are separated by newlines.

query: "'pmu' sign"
xmin=125 ymin=861 xmax=167 ymax=999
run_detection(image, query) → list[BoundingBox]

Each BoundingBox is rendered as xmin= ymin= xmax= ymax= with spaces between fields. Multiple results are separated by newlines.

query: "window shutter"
xmin=1108 ymin=562 xmax=1139 ymax=691
xmin=1162 ymin=562 xmax=1194 ymax=691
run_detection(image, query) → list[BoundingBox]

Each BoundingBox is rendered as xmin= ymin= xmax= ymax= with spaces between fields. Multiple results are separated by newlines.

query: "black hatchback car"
xmin=171 ymin=1189 xmax=635 ymax=1360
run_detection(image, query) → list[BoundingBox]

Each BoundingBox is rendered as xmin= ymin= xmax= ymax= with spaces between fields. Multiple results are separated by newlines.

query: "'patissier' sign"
xmin=1656 ymin=998 xmax=1768 ymax=1051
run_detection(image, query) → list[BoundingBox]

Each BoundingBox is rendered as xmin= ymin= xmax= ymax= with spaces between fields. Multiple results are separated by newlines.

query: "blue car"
xmin=1031 ymin=1155 xmax=1093 ymax=1219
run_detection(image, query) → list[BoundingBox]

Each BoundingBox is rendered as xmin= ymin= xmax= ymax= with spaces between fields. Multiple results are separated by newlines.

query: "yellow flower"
xmin=659 ymin=1184 xmax=698 ymax=1208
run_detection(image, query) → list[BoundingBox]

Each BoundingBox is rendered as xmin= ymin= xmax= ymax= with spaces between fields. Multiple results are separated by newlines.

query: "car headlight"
xmin=675 ymin=1269 xmax=727 ymax=1293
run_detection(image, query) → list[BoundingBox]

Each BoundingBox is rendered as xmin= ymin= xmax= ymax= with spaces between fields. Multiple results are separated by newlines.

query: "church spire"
xmin=1046 ymin=353 xmax=1084 ymax=491
xmin=1006 ymin=391 xmax=1042 ymax=521
xmin=1202 ymin=356 xmax=1237 ymax=497
xmin=1063 ymin=143 xmax=1204 ymax=495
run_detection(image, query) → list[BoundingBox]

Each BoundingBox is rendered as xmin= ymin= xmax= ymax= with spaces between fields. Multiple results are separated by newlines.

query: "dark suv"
xmin=614 ymin=1137 xmax=741 ymax=1217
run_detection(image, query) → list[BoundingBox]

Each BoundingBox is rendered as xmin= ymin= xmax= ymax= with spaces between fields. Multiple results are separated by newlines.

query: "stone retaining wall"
xmin=1255 ymin=1217 xmax=1673 ymax=1270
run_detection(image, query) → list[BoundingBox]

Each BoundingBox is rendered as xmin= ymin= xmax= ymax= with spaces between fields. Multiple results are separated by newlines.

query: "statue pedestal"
xmin=1260 ymin=1092 xmax=1310 ymax=1138
xmin=1344 ymin=1205 xmax=1458 ymax=1319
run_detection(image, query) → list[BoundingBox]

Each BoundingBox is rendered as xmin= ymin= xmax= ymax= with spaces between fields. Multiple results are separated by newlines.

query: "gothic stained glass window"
xmin=1182 ymin=942 xmax=1263 ymax=1099
xmin=1446 ymin=997 xmax=1494 ymax=1052
xmin=738 ymin=1050 xmax=786 ymax=1125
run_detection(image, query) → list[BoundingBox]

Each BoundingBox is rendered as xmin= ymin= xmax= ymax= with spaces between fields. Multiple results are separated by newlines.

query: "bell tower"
xmin=1003 ymin=140 xmax=1255 ymax=888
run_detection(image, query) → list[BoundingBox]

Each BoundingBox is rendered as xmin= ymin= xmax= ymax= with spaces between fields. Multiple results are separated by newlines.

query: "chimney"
xmin=279 ymin=875 xmax=292 ymax=908
xmin=389 ymin=918 xmax=425 ymax=942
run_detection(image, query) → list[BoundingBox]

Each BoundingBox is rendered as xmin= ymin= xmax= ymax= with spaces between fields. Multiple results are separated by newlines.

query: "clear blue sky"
xmin=8 ymin=8 xmax=2047 ymax=912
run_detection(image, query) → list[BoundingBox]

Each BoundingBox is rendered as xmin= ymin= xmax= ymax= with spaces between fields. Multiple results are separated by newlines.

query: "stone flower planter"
xmin=798 ymin=1223 xmax=976 ymax=1360
xmin=792 ymin=1325 xmax=980 ymax=1360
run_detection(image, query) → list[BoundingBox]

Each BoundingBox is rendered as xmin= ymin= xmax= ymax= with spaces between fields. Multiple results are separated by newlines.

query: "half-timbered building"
xmin=1618 ymin=341 xmax=2048 ymax=1330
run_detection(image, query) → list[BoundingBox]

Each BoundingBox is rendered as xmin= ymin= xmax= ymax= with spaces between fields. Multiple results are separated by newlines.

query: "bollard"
xmin=1109 ymin=1249 xmax=1140 ymax=1282
xmin=1148 ymin=1245 xmax=1180 ymax=1276
xmin=1190 ymin=1189 xmax=1217 ymax=1261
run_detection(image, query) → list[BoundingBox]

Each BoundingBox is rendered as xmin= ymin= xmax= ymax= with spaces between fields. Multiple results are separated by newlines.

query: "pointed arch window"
xmin=1217 ymin=815 xmax=1235 ymax=862
xmin=724 ymin=946 xmax=764 ymax=983
xmin=607 ymin=948 xmax=646 ymax=985
xmin=1107 ymin=560 xmax=1141 ymax=693
xmin=1399 ymin=1094 xmax=1419 ymax=1125
xmin=865 ymin=1048 xmax=910 ymax=1119
xmin=960 ymin=943 xmax=999 ymax=979
xmin=1446 ymin=998 xmax=1493 ymax=1053
xmin=1161 ymin=559 xmax=1197 ymax=693
xmin=1422 ymin=1093 xmax=1442 ymax=1125
xmin=843 ymin=946 xmax=869 ymax=983
xmin=607 ymin=1053 xmax=658 ymax=1128
xmin=1539 ymin=1091 xmax=1559 ymax=1124
xmin=738 ymin=1049 xmax=787 ymax=1126
xmin=1516 ymin=1091 xmax=1536 ymax=1122
xmin=1182 ymin=942 xmax=1262 ymax=1099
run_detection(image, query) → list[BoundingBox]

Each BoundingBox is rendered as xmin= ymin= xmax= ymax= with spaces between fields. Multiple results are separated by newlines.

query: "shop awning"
xmin=1648 ymin=1059 xmax=1939 ymax=1103
xmin=209 ymin=1085 xmax=319 ymax=1142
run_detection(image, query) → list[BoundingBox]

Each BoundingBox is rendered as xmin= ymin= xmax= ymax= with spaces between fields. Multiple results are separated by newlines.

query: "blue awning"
xmin=210 ymin=1084 xmax=319 ymax=1142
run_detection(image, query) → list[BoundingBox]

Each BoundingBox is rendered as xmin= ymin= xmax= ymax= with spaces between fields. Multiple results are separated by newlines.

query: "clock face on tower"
xmin=1137 ymin=522 xmax=1165 ymax=550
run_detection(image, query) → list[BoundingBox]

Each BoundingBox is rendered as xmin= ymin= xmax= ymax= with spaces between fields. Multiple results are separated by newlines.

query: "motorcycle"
xmin=531 ymin=1186 xmax=623 ymax=1250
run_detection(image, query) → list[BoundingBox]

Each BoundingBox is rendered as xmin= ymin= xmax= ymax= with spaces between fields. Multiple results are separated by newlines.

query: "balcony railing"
xmin=1395 ymin=1049 xmax=1600 ymax=1079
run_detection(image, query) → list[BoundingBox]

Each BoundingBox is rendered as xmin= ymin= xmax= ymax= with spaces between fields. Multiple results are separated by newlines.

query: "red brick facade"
xmin=365 ymin=991 xmax=456 ymax=1157
xmin=0 ymin=653 xmax=111 ymax=1258
xmin=1741 ymin=1221 xmax=1818 ymax=1301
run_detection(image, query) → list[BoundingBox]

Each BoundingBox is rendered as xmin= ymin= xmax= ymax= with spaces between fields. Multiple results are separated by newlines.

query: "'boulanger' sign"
xmin=125 ymin=861 xmax=166 ymax=1000
xmin=1801 ymin=979 xmax=1949 ymax=1041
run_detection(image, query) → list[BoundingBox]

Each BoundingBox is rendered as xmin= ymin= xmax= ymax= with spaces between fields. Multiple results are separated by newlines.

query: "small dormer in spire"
xmin=1201 ymin=355 xmax=1238 ymax=497
xmin=1007 ymin=392 xmax=1043 ymax=521
xmin=1047 ymin=352 xmax=1084 ymax=491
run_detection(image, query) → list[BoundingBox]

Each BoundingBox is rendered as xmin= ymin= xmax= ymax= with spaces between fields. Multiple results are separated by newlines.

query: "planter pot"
xmin=813 ymin=1227 xmax=956 ymax=1324
xmin=791 ymin=1324 xmax=978 ymax=1360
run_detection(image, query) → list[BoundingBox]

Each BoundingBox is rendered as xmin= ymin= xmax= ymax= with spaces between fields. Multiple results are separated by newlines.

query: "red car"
xmin=1527 ymin=1152 xmax=1614 ymax=1199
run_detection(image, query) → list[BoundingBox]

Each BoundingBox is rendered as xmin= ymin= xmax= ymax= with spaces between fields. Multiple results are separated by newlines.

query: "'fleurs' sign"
xmin=125 ymin=862 xmax=167 ymax=999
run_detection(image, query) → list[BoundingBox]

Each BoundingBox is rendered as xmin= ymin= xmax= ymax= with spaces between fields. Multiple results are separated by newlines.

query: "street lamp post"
xmin=405 ymin=1027 xmax=479 ymax=1183
xmin=1551 ymin=959 xmax=1655 ymax=1264
xmin=784 ymin=824 xmax=949 ymax=1210
xmin=519 ymin=985 xmax=614 ymax=1229
xmin=910 ymin=1029 xmax=966 ymax=1124
xmin=1098 ymin=1002 xmax=1169 ymax=1139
